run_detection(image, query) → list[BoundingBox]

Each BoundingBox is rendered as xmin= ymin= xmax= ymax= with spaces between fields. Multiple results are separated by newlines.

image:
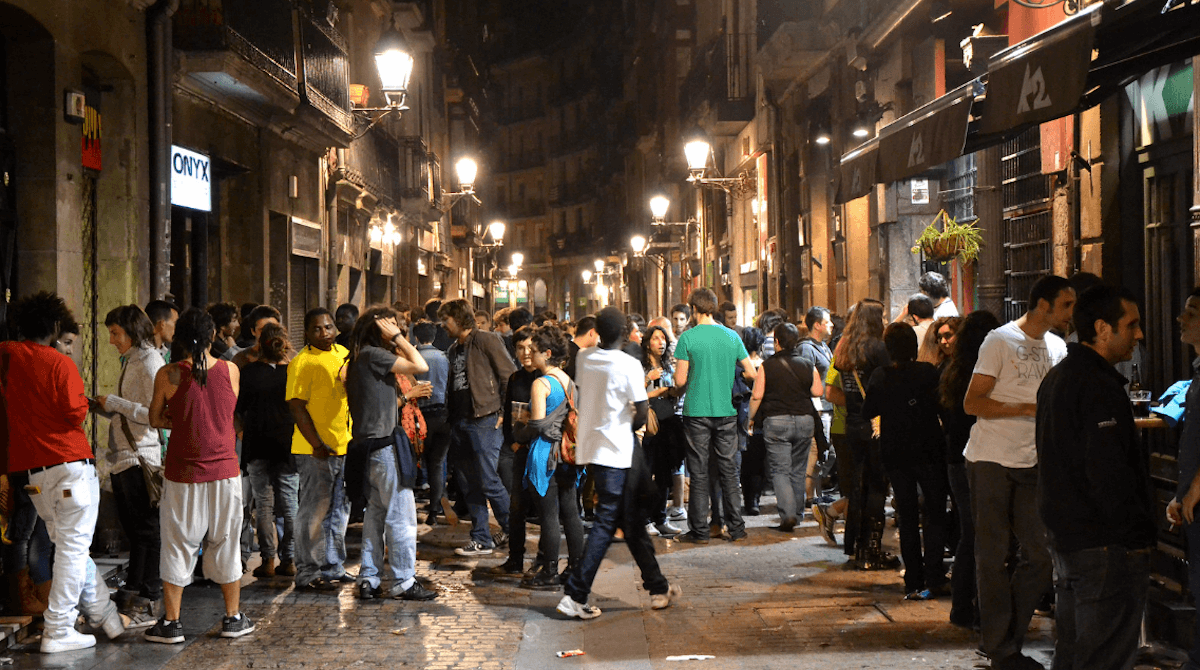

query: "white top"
xmin=933 ymin=298 xmax=960 ymax=319
xmin=964 ymin=321 xmax=1067 ymax=468
xmin=573 ymin=347 xmax=648 ymax=469
xmin=913 ymin=321 xmax=932 ymax=350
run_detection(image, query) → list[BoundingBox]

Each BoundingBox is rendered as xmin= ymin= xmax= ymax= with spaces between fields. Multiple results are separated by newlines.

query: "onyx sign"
xmin=171 ymin=145 xmax=211 ymax=212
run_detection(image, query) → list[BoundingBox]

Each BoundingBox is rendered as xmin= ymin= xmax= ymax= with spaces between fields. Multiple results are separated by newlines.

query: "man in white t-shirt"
xmin=963 ymin=275 xmax=1075 ymax=670
xmin=557 ymin=307 xmax=681 ymax=620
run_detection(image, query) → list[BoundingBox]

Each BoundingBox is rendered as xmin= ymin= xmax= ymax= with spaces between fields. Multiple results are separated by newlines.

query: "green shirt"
xmin=824 ymin=356 xmax=846 ymax=435
xmin=674 ymin=324 xmax=749 ymax=418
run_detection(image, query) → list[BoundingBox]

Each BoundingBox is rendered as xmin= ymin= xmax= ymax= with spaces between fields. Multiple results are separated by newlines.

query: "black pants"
xmin=508 ymin=445 xmax=532 ymax=561
xmin=534 ymin=466 xmax=585 ymax=573
xmin=888 ymin=462 xmax=949 ymax=593
xmin=947 ymin=461 xmax=977 ymax=625
xmin=422 ymin=410 xmax=452 ymax=515
xmin=642 ymin=415 xmax=686 ymax=525
xmin=836 ymin=428 xmax=887 ymax=556
xmin=111 ymin=466 xmax=162 ymax=601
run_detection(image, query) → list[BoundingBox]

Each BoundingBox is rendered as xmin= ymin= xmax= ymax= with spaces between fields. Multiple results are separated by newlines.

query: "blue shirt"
xmin=415 ymin=344 xmax=449 ymax=406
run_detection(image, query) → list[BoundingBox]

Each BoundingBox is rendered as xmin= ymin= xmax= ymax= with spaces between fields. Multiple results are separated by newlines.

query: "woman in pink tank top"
xmin=148 ymin=308 xmax=253 ymax=643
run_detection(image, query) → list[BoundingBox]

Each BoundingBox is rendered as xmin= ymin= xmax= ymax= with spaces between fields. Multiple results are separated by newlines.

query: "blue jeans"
xmin=6 ymin=472 xmax=54 ymax=584
xmin=294 ymin=454 xmax=349 ymax=585
xmin=359 ymin=446 xmax=418 ymax=590
xmin=762 ymin=414 xmax=815 ymax=523
xmin=1050 ymin=545 xmax=1149 ymax=670
xmin=451 ymin=414 xmax=510 ymax=545
xmin=247 ymin=458 xmax=299 ymax=562
xmin=683 ymin=416 xmax=744 ymax=538
xmin=563 ymin=465 xmax=669 ymax=604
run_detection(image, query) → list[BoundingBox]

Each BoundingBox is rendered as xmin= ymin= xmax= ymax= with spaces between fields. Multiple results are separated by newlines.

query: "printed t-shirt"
xmin=286 ymin=344 xmax=352 ymax=455
xmin=674 ymin=324 xmax=749 ymax=418
xmin=346 ymin=345 xmax=399 ymax=442
xmin=964 ymin=321 xmax=1067 ymax=468
xmin=448 ymin=344 xmax=471 ymax=419
xmin=573 ymin=347 xmax=648 ymax=469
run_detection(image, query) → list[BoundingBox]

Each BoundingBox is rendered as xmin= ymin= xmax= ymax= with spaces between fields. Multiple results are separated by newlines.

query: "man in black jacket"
xmin=1036 ymin=284 xmax=1150 ymax=670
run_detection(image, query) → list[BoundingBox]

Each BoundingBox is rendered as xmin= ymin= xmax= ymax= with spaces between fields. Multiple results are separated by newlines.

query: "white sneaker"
xmin=645 ymin=523 xmax=660 ymax=536
xmin=650 ymin=584 xmax=682 ymax=610
xmin=41 ymin=628 xmax=97 ymax=654
xmin=667 ymin=506 xmax=687 ymax=521
xmin=557 ymin=595 xmax=602 ymax=620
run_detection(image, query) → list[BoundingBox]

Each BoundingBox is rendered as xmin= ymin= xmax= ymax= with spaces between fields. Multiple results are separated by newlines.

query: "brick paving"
xmin=3 ymin=500 xmax=1181 ymax=670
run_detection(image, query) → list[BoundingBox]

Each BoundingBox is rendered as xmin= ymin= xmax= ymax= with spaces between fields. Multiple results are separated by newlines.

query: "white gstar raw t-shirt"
xmin=963 ymin=321 xmax=1067 ymax=469
xmin=573 ymin=347 xmax=648 ymax=469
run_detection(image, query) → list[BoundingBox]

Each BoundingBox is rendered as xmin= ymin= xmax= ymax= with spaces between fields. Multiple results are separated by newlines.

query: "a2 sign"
xmin=171 ymin=145 xmax=211 ymax=212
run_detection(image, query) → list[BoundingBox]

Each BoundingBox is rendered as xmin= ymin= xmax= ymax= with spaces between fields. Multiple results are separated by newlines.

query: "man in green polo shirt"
xmin=673 ymin=288 xmax=755 ymax=543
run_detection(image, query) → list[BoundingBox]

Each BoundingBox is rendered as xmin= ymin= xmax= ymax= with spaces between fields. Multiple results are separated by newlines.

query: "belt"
xmin=420 ymin=403 xmax=447 ymax=413
xmin=24 ymin=458 xmax=95 ymax=476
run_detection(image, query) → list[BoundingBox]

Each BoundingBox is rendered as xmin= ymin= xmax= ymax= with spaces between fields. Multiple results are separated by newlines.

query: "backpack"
xmin=561 ymin=379 xmax=579 ymax=464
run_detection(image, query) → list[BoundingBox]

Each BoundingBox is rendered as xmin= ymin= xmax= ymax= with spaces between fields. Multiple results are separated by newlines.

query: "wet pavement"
xmin=0 ymin=494 xmax=1177 ymax=670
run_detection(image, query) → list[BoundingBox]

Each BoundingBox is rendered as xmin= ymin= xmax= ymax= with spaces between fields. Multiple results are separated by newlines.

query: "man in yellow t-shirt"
xmin=287 ymin=307 xmax=353 ymax=590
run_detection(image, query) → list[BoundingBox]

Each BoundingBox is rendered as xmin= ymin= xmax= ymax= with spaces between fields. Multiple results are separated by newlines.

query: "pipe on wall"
xmin=147 ymin=0 xmax=179 ymax=300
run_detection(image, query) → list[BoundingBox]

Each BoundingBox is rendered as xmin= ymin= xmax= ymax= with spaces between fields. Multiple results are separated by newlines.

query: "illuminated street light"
xmin=684 ymin=139 xmax=710 ymax=175
xmin=649 ymin=196 xmax=670 ymax=222
xmin=374 ymin=28 xmax=414 ymax=109
xmin=630 ymin=234 xmax=647 ymax=256
xmin=594 ymin=259 xmax=605 ymax=273
xmin=581 ymin=269 xmax=593 ymax=283
xmin=454 ymin=158 xmax=478 ymax=193
xmin=511 ymin=252 xmax=524 ymax=267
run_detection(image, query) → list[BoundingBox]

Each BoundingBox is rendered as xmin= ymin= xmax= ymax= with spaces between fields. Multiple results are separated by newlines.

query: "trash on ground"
xmin=666 ymin=655 xmax=716 ymax=661
xmin=390 ymin=628 xmax=408 ymax=635
xmin=556 ymin=649 xmax=585 ymax=658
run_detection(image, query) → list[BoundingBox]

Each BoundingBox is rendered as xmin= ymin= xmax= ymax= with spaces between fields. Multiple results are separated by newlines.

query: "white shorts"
xmin=159 ymin=476 xmax=243 ymax=586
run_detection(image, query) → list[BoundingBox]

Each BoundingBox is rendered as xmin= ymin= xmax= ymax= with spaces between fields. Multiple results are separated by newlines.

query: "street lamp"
xmin=581 ymin=269 xmax=593 ymax=283
xmin=649 ymin=195 xmax=670 ymax=222
xmin=512 ymin=252 xmax=524 ymax=268
xmin=374 ymin=28 xmax=414 ymax=109
xmin=682 ymin=131 xmax=754 ymax=196
xmin=479 ymin=220 xmax=505 ymax=248
xmin=630 ymin=234 xmax=648 ymax=256
xmin=369 ymin=215 xmax=402 ymax=246
xmin=436 ymin=156 xmax=483 ymax=210
xmin=594 ymin=258 xmax=605 ymax=273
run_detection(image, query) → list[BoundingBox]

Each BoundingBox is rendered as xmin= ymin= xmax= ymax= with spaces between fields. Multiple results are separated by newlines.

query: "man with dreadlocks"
xmin=147 ymin=307 xmax=254 ymax=644
xmin=0 ymin=292 xmax=126 ymax=653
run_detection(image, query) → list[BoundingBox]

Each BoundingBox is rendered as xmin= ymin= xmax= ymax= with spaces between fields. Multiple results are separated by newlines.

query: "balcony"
xmin=506 ymin=201 xmax=547 ymax=219
xmin=343 ymin=127 xmax=400 ymax=204
xmin=549 ymin=131 xmax=591 ymax=158
xmin=548 ymin=182 xmax=597 ymax=207
xmin=399 ymin=136 xmax=432 ymax=202
xmin=755 ymin=20 xmax=830 ymax=83
xmin=300 ymin=13 xmax=353 ymax=136
xmin=679 ymin=33 xmax=755 ymax=134
xmin=174 ymin=0 xmax=299 ymax=107
xmin=175 ymin=0 xmax=353 ymax=146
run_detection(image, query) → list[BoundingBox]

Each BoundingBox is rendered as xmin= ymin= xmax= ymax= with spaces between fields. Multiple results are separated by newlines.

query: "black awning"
xmin=877 ymin=81 xmax=977 ymax=184
xmin=835 ymin=138 xmax=879 ymax=204
xmin=977 ymin=4 xmax=1100 ymax=135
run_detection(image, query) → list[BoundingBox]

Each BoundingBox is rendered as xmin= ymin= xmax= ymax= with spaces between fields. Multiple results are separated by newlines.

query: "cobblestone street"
xmin=0 ymin=495 xmax=1080 ymax=670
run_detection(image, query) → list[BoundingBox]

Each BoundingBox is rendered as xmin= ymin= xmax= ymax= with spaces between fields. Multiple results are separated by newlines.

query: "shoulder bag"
xmin=850 ymin=368 xmax=882 ymax=440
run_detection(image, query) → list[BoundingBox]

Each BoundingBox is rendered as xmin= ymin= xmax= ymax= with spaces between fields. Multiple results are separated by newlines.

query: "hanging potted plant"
xmin=911 ymin=210 xmax=983 ymax=264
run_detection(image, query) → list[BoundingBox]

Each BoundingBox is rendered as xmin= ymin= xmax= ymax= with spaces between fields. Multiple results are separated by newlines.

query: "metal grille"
xmin=1001 ymin=128 xmax=1052 ymax=321
xmin=81 ymin=175 xmax=99 ymax=447
xmin=944 ymin=153 xmax=977 ymax=225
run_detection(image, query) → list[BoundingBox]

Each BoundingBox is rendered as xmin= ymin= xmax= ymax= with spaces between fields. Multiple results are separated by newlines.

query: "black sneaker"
xmin=220 ymin=613 xmax=255 ymax=638
xmin=144 ymin=618 xmax=184 ymax=644
xmin=358 ymin=582 xmax=382 ymax=600
xmin=493 ymin=532 xmax=509 ymax=549
xmin=726 ymin=530 xmax=748 ymax=542
xmin=297 ymin=578 xmax=339 ymax=591
xmin=454 ymin=540 xmax=494 ymax=557
xmin=392 ymin=581 xmax=439 ymax=601
xmin=332 ymin=571 xmax=357 ymax=583
xmin=520 ymin=570 xmax=561 ymax=590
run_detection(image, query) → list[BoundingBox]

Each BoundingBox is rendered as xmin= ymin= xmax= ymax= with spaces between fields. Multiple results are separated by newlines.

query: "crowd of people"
xmin=1 ymin=267 xmax=1196 ymax=670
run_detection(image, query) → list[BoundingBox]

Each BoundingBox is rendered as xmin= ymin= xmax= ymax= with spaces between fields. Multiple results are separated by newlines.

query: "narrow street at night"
xmin=0 ymin=501 xmax=1051 ymax=670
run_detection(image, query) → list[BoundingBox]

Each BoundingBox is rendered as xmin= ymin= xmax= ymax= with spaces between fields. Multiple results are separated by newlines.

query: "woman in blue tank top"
xmin=512 ymin=325 xmax=585 ymax=589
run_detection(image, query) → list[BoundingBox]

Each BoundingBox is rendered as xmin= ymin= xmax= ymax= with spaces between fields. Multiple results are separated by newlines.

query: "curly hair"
xmin=10 ymin=291 xmax=77 ymax=342
xmin=530 ymin=324 xmax=570 ymax=366
xmin=939 ymin=310 xmax=1001 ymax=409
xmin=640 ymin=325 xmax=674 ymax=371
xmin=172 ymin=307 xmax=216 ymax=386
xmin=918 ymin=316 xmax=962 ymax=366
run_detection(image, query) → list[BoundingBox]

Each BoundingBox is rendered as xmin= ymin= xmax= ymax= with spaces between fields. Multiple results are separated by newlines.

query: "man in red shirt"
xmin=0 ymin=292 xmax=124 ymax=653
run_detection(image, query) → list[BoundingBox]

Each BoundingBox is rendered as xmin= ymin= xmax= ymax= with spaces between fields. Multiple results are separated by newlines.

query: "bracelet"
xmin=391 ymin=333 xmax=404 ymax=344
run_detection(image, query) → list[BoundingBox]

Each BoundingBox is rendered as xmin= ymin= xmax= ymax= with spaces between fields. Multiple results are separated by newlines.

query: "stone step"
xmin=0 ymin=552 xmax=129 ymax=651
